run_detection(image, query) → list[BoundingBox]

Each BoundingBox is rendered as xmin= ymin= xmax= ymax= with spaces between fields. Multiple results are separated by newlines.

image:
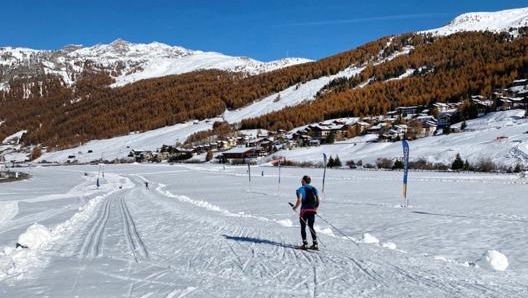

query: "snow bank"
xmin=361 ymin=233 xmax=380 ymax=244
xmin=0 ymin=196 xmax=106 ymax=279
xmin=0 ymin=174 xmax=133 ymax=279
xmin=382 ymin=241 xmax=397 ymax=250
xmin=0 ymin=224 xmax=52 ymax=279
xmin=476 ymin=249 xmax=509 ymax=271
xmin=316 ymin=226 xmax=335 ymax=236
xmin=276 ymin=219 xmax=293 ymax=227
xmin=157 ymin=184 xmax=272 ymax=222
xmin=17 ymin=224 xmax=51 ymax=249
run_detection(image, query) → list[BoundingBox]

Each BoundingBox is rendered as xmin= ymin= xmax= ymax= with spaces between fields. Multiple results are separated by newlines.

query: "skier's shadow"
xmin=222 ymin=234 xmax=296 ymax=249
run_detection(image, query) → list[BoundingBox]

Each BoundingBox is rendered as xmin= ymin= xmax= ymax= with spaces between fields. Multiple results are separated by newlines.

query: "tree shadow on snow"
xmin=222 ymin=235 xmax=297 ymax=249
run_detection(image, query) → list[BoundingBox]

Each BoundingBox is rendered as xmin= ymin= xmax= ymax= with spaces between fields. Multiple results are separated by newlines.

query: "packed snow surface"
xmin=1 ymin=163 xmax=527 ymax=297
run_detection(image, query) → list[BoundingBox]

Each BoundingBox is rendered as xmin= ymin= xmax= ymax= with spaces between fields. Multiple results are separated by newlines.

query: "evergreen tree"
xmin=393 ymin=160 xmax=404 ymax=169
xmin=325 ymin=131 xmax=336 ymax=144
xmin=334 ymin=155 xmax=342 ymax=167
xmin=451 ymin=153 xmax=464 ymax=171
xmin=463 ymin=159 xmax=470 ymax=171
xmin=327 ymin=156 xmax=335 ymax=168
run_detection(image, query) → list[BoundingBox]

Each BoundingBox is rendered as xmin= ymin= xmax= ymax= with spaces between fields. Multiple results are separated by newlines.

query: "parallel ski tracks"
xmin=79 ymin=194 xmax=112 ymax=259
xmin=78 ymin=190 xmax=148 ymax=262
xmin=119 ymin=194 xmax=149 ymax=261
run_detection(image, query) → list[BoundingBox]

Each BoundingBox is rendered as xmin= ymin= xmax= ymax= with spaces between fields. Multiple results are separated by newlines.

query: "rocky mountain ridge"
xmin=0 ymin=39 xmax=311 ymax=93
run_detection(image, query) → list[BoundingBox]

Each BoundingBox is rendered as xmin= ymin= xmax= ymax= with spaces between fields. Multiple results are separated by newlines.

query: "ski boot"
xmin=298 ymin=240 xmax=309 ymax=250
xmin=309 ymin=240 xmax=319 ymax=250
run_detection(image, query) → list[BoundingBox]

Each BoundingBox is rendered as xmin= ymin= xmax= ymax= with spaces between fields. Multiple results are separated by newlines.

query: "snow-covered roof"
xmin=2 ymin=130 xmax=27 ymax=145
xmin=222 ymin=146 xmax=254 ymax=154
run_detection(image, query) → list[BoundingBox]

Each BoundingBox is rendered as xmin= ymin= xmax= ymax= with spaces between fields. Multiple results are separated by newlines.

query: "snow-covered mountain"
xmin=421 ymin=7 xmax=528 ymax=36
xmin=2 ymin=7 xmax=528 ymax=93
xmin=0 ymin=39 xmax=312 ymax=91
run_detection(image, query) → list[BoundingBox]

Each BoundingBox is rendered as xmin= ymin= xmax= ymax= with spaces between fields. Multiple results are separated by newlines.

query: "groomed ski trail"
xmin=2 ymin=167 xmax=527 ymax=297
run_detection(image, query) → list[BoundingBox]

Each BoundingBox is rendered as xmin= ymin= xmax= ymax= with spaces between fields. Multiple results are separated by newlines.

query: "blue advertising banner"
xmin=402 ymin=140 xmax=410 ymax=206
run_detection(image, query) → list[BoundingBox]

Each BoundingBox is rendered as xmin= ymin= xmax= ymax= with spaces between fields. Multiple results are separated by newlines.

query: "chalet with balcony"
xmin=220 ymin=147 xmax=259 ymax=163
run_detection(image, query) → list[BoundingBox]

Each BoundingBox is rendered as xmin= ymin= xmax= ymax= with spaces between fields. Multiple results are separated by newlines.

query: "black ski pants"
xmin=300 ymin=212 xmax=316 ymax=242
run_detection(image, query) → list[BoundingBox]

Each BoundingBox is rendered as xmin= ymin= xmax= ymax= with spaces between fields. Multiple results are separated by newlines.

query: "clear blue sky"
xmin=1 ymin=0 xmax=527 ymax=61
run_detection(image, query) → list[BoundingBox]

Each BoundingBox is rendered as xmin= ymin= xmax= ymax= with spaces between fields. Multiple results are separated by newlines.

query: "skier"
xmin=145 ymin=181 xmax=149 ymax=190
xmin=292 ymin=175 xmax=320 ymax=250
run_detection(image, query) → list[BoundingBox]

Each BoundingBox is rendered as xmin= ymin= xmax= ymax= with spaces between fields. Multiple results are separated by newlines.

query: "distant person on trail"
xmin=145 ymin=181 xmax=149 ymax=190
xmin=292 ymin=175 xmax=320 ymax=250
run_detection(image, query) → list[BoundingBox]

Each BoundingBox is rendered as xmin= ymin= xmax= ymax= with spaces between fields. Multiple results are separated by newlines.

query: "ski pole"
xmin=288 ymin=202 xmax=325 ymax=248
xmin=315 ymin=213 xmax=359 ymax=247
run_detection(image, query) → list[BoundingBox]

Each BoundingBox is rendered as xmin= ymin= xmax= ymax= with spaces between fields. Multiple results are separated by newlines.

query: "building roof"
xmin=222 ymin=146 xmax=254 ymax=154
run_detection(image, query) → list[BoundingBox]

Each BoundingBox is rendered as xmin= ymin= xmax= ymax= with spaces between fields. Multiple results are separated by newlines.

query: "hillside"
xmin=240 ymin=31 xmax=528 ymax=130
xmin=1 ymin=7 xmax=528 ymax=152
xmin=18 ymin=108 xmax=526 ymax=172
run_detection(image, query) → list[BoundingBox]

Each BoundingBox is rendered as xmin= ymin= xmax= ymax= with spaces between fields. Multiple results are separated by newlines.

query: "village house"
xmin=381 ymin=124 xmax=407 ymax=141
xmin=247 ymin=137 xmax=270 ymax=148
xmin=496 ymin=97 xmax=510 ymax=110
xmin=366 ymin=122 xmax=391 ymax=135
xmin=471 ymin=95 xmax=494 ymax=115
xmin=128 ymin=150 xmax=155 ymax=162
xmin=507 ymin=79 xmax=528 ymax=96
xmin=303 ymin=120 xmax=362 ymax=142
xmin=351 ymin=121 xmax=371 ymax=135
xmin=306 ymin=124 xmax=332 ymax=139
xmin=436 ymin=109 xmax=459 ymax=130
xmin=219 ymin=147 xmax=259 ymax=164
xmin=329 ymin=123 xmax=358 ymax=140
xmin=290 ymin=133 xmax=315 ymax=147
xmin=396 ymin=105 xmax=422 ymax=116
xmin=411 ymin=115 xmax=437 ymax=138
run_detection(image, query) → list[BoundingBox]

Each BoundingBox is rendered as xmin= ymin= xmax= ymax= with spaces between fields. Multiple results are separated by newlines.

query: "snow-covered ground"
xmin=1 ymin=163 xmax=527 ymax=297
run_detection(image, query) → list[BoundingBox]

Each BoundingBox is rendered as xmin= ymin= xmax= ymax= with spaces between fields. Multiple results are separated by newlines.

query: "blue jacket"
xmin=296 ymin=184 xmax=319 ymax=215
